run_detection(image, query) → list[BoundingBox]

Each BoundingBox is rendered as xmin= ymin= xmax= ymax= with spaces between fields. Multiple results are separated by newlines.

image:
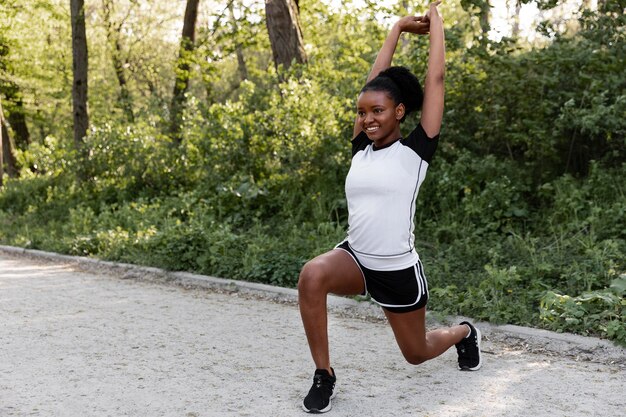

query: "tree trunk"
xmin=70 ymin=0 xmax=89 ymax=150
xmin=0 ymin=99 xmax=3 ymax=186
xmin=265 ymin=0 xmax=307 ymax=70
xmin=0 ymin=98 xmax=18 ymax=180
xmin=103 ymin=0 xmax=134 ymax=123
xmin=229 ymin=2 xmax=248 ymax=84
xmin=3 ymin=86 xmax=31 ymax=149
xmin=479 ymin=0 xmax=491 ymax=35
xmin=1 ymin=120 xmax=18 ymax=178
xmin=400 ymin=0 xmax=410 ymax=50
xmin=169 ymin=0 xmax=200 ymax=144
xmin=510 ymin=0 xmax=521 ymax=39
xmin=7 ymin=104 xmax=30 ymax=149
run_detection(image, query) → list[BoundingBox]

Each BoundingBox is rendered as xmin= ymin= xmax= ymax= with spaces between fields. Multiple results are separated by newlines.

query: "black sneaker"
xmin=302 ymin=368 xmax=336 ymax=413
xmin=455 ymin=321 xmax=482 ymax=371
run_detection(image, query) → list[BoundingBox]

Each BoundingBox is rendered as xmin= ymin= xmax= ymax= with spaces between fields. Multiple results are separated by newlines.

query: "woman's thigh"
xmin=299 ymin=248 xmax=366 ymax=296
xmin=383 ymin=307 xmax=428 ymax=356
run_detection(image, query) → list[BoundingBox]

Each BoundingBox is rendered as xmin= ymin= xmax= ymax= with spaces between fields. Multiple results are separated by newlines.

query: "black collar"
xmin=372 ymin=137 xmax=401 ymax=151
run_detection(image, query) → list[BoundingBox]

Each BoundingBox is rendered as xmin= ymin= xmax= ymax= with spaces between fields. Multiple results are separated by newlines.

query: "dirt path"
xmin=1 ymin=250 xmax=624 ymax=417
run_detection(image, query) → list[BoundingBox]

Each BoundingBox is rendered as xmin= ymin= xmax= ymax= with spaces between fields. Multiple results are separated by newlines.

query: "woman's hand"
xmin=395 ymin=16 xmax=430 ymax=35
xmin=396 ymin=1 xmax=442 ymax=35
xmin=424 ymin=1 xmax=442 ymax=24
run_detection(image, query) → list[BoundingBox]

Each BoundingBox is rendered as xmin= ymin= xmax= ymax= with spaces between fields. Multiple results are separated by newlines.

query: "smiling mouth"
xmin=365 ymin=126 xmax=379 ymax=133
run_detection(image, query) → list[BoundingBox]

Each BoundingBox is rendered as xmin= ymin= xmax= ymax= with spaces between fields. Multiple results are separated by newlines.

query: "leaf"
xmin=609 ymin=275 xmax=626 ymax=296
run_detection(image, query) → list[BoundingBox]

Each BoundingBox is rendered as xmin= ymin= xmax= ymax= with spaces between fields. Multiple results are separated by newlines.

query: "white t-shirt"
xmin=345 ymin=124 xmax=438 ymax=271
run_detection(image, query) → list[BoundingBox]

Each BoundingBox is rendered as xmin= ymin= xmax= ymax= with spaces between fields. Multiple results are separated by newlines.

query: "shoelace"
xmin=313 ymin=374 xmax=334 ymax=393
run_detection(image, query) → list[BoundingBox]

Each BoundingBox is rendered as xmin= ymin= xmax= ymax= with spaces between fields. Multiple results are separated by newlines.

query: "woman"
xmin=298 ymin=2 xmax=482 ymax=414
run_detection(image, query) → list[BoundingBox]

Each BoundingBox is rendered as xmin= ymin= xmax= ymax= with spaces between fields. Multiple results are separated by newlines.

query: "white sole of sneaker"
xmin=301 ymin=387 xmax=337 ymax=413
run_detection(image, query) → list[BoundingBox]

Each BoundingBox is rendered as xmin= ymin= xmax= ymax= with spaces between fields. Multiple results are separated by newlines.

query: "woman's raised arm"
xmin=420 ymin=2 xmax=445 ymax=138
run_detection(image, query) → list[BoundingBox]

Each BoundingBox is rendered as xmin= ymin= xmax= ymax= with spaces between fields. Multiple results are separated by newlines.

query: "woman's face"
xmin=357 ymin=90 xmax=404 ymax=145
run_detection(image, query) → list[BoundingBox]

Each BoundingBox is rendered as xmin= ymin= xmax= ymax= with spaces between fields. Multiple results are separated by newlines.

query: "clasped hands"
xmin=396 ymin=0 xmax=442 ymax=35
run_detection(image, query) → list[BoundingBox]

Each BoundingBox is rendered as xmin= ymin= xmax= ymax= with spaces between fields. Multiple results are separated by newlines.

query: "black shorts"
xmin=334 ymin=241 xmax=429 ymax=313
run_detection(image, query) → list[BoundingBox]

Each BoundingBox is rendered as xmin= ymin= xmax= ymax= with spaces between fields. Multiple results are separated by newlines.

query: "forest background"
xmin=0 ymin=0 xmax=624 ymax=344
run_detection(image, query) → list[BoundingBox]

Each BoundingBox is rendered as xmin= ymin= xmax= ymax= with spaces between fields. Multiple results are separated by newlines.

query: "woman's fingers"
xmin=397 ymin=15 xmax=426 ymax=32
xmin=425 ymin=1 xmax=441 ymax=19
xmin=398 ymin=1 xmax=440 ymax=34
xmin=403 ymin=20 xmax=430 ymax=34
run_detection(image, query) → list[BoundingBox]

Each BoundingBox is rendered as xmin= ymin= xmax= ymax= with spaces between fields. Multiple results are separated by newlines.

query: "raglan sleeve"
xmin=402 ymin=124 xmax=439 ymax=164
xmin=351 ymin=131 xmax=372 ymax=157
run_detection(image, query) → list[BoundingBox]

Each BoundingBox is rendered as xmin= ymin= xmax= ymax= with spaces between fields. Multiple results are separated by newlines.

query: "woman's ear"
xmin=395 ymin=103 xmax=406 ymax=121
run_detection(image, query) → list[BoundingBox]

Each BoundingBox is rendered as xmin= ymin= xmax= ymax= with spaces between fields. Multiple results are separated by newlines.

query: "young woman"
xmin=298 ymin=2 xmax=482 ymax=414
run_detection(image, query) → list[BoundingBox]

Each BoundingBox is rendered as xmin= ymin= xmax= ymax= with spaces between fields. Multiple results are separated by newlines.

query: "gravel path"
xmin=1 ymin=251 xmax=625 ymax=417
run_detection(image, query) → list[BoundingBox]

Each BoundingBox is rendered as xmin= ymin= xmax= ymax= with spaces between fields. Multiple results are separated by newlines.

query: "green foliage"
xmin=0 ymin=2 xmax=624 ymax=344
xmin=540 ymin=275 xmax=626 ymax=346
xmin=80 ymin=122 xmax=200 ymax=201
xmin=442 ymin=5 xmax=626 ymax=179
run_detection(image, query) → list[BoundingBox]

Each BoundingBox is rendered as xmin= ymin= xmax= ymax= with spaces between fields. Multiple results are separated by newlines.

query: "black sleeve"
xmin=351 ymin=130 xmax=372 ymax=157
xmin=401 ymin=124 xmax=439 ymax=164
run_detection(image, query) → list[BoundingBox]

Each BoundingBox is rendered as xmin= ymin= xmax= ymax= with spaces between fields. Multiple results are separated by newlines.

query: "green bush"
xmin=540 ymin=275 xmax=626 ymax=346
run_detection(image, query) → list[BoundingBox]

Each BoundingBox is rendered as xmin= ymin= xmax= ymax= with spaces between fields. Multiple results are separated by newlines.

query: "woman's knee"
xmin=402 ymin=352 xmax=429 ymax=365
xmin=298 ymin=260 xmax=329 ymax=295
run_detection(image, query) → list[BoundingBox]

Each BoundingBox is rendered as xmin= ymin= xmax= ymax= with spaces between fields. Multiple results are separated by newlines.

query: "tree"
xmin=0 ymin=97 xmax=18 ymax=184
xmin=2 ymin=85 xmax=30 ymax=149
xmin=460 ymin=0 xmax=491 ymax=38
xmin=70 ymin=0 xmax=89 ymax=150
xmin=510 ymin=0 xmax=522 ymax=38
xmin=169 ymin=0 xmax=200 ymax=144
xmin=103 ymin=0 xmax=135 ymax=123
xmin=264 ymin=0 xmax=306 ymax=70
xmin=479 ymin=0 xmax=491 ymax=35
xmin=0 ymin=3 xmax=30 ymax=149
xmin=0 ymin=98 xmax=3 ymax=186
xmin=229 ymin=2 xmax=248 ymax=84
